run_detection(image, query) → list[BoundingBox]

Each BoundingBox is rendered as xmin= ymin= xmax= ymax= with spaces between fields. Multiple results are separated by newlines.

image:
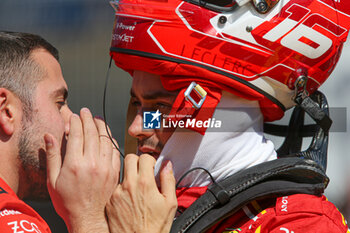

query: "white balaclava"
xmin=154 ymin=91 xmax=277 ymax=187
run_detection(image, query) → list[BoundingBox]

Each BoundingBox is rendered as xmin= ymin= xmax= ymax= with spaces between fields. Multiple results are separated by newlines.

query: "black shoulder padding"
xmin=170 ymin=157 xmax=328 ymax=233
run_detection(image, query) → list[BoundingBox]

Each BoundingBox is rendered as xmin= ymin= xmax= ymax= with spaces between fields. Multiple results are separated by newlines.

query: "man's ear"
xmin=0 ymin=88 xmax=21 ymax=136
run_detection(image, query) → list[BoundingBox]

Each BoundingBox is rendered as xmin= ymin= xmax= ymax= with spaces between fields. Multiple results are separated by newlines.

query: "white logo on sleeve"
xmin=281 ymin=196 xmax=289 ymax=212
xmin=0 ymin=209 xmax=22 ymax=218
xmin=7 ymin=220 xmax=41 ymax=233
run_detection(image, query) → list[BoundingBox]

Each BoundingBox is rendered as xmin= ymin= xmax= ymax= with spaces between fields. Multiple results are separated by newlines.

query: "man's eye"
xmin=156 ymin=102 xmax=171 ymax=110
xmin=56 ymin=101 xmax=66 ymax=109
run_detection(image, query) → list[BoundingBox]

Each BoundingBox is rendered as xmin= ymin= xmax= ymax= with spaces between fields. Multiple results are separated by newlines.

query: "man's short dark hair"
xmin=0 ymin=31 xmax=59 ymax=119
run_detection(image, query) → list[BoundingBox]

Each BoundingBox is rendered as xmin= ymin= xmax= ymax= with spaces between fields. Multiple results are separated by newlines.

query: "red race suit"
xmin=177 ymin=187 xmax=350 ymax=233
xmin=0 ymin=178 xmax=51 ymax=233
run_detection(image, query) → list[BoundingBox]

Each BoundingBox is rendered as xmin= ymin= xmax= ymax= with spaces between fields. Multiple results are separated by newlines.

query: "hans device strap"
xmin=170 ymin=157 xmax=328 ymax=233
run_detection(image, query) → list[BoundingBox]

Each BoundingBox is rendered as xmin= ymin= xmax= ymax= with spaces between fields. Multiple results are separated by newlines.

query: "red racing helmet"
xmin=110 ymin=0 xmax=350 ymax=122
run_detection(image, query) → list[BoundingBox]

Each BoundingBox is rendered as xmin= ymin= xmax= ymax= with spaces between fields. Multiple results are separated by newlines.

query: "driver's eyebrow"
xmin=52 ymin=87 xmax=68 ymax=101
xmin=130 ymin=89 xmax=177 ymax=100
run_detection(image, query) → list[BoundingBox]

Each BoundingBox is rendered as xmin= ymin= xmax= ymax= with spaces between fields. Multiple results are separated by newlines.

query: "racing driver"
xmin=106 ymin=0 xmax=350 ymax=232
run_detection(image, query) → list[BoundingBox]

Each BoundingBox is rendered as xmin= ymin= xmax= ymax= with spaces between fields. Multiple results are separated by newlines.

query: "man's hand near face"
xmin=44 ymin=108 xmax=120 ymax=233
xmin=106 ymin=154 xmax=177 ymax=233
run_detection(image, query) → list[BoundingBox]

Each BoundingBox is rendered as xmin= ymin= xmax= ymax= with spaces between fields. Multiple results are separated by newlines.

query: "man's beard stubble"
xmin=137 ymin=138 xmax=164 ymax=156
xmin=18 ymin=119 xmax=49 ymax=200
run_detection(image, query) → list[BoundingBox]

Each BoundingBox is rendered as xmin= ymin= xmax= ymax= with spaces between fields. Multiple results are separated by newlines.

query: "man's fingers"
xmin=94 ymin=117 xmax=113 ymax=159
xmin=44 ymin=133 xmax=62 ymax=188
xmin=139 ymin=154 xmax=157 ymax=187
xmin=123 ymin=154 xmax=139 ymax=183
xmin=80 ymin=108 xmax=99 ymax=158
xmin=111 ymin=138 xmax=121 ymax=185
xmin=159 ymin=160 xmax=177 ymax=200
xmin=65 ymin=114 xmax=83 ymax=162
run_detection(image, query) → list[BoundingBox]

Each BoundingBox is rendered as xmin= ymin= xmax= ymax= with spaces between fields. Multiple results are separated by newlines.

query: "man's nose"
xmin=128 ymin=113 xmax=153 ymax=139
xmin=62 ymin=106 xmax=73 ymax=135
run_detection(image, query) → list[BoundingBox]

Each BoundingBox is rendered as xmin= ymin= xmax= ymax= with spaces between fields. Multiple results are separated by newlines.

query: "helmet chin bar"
xmin=264 ymin=90 xmax=331 ymax=172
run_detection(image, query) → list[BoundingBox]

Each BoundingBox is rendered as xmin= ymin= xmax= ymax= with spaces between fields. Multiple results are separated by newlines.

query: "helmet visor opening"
xmin=196 ymin=0 xmax=235 ymax=7
xmin=184 ymin=0 xmax=281 ymax=14
xmin=183 ymin=0 xmax=238 ymax=12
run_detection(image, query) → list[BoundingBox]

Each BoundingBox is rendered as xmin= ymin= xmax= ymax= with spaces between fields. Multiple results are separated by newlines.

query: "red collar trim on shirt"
xmin=176 ymin=186 xmax=208 ymax=212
